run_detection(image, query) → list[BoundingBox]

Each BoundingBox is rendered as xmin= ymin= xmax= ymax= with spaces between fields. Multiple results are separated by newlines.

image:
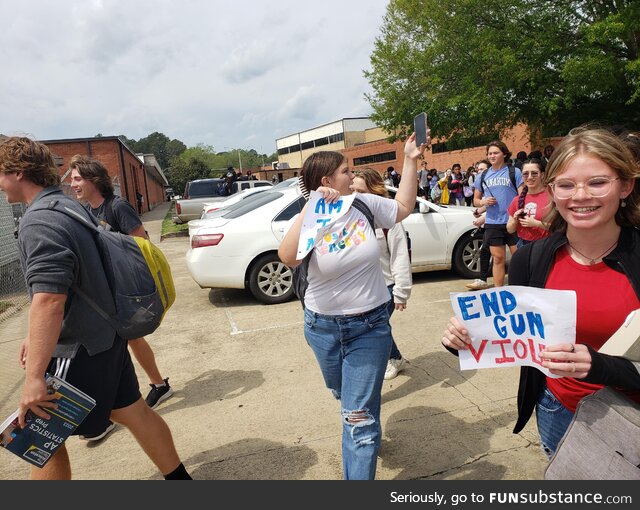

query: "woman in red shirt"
xmin=506 ymin=158 xmax=550 ymax=248
xmin=442 ymin=126 xmax=640 ymax=458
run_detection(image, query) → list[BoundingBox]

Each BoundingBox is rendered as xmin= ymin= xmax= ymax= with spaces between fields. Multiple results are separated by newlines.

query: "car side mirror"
xmin=419 ymin=202 xmax=430 ymax=214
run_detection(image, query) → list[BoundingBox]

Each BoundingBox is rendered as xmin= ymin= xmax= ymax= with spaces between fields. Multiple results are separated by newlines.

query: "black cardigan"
xmin=508 ymin=227 xmax=640 ymax=433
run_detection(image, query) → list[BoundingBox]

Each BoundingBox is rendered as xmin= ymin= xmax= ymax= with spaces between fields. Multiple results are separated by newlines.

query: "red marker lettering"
xmin=468 ymin=339 xmax=489 ymax=362
xmin=492 ymin=339 xmax=515 ymax=364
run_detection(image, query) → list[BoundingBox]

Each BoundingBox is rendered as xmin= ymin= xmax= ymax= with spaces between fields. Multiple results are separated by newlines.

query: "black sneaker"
xmin=145 ymin=378 xmax=174 ymax=409
xmin=79 ymin=421 xmax=116 ymax=442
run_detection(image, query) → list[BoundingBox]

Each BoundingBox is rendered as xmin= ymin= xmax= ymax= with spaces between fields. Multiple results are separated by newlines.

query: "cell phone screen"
xmin=414 ymin=113 xmax=428 ymax=146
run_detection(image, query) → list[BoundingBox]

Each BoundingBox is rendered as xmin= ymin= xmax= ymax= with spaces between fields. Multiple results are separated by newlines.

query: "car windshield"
xmin=222 ymin=191 xmax=284 ymax=219
xmin=188 ymin=180 xmax=223 ymax=198
xmin=272 ymin=178 xmax=298 ymax=190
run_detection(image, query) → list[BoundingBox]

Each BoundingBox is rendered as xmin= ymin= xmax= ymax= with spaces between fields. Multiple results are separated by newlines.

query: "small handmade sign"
xmin=449 ymin=286 xmax=577 ymax=377
xmin=296 ymin=191 xmax=354 ymax=260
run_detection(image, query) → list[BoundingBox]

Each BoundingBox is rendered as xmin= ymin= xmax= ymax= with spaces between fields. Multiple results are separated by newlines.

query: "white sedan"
xmin=187 ymin=187 xmax=269 ymax=237
xmin=186 ymin=186 xmax=482 ymax=304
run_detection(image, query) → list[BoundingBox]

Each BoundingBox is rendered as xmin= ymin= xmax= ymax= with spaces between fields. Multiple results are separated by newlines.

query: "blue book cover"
xmin=0 ymin=374 xmax=96 ymax=468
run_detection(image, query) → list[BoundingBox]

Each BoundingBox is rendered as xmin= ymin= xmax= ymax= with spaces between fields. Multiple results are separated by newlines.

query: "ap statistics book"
xmin=0 ymin=374 xmax=95 ymax=467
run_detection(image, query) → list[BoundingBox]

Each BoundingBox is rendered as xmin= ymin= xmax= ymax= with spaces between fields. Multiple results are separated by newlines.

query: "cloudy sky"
xmin=0 ymin=0 xmax=390 ymax=155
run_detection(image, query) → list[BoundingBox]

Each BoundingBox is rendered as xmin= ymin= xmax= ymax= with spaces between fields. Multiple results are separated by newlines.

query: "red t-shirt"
xmin=545 ymin=247 xmax=640 ymax=411
xmin=508 ymin=190 xmax=551 ymax=241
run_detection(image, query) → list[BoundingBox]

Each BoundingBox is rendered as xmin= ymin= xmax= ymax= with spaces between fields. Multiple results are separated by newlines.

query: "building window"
xmin=300 ymin=141 xmax=314 ymax=151
xmin=314 ymin=137 xmax=329 ymax=147
xmin=328 ymin=133 xmax=344 ymax=144
xmin=277 ymin=147 xmax=289 ymax=156
xmin=353 ymin=151 xmax=397 ymax=166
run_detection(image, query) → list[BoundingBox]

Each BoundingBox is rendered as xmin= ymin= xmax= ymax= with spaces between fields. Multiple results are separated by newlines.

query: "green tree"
xmin=165 ymin=155 xmax=211 ymax=196
xmin=119 ymin=132 xmax=187 ymax=169
xmin=365 ymin=0 xmax=640 ymax=144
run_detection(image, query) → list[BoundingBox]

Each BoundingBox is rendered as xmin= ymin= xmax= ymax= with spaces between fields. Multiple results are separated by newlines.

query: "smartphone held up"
xmin=414 ymin=112 xmax=428 ymax=147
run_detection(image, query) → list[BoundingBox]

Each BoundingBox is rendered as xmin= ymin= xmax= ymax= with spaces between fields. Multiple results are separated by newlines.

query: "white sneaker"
xmin=465 ymin=279 xmax=491 ymax=290
xmin=384 ymin=357 xmax=407 ymax=380
xmin=79 ymin=421 xmax=116 ymax=442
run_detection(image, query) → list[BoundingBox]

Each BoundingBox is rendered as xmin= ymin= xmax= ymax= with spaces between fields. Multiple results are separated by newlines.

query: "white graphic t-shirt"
xmin=304 ymin=192 xmax=398 ymax=315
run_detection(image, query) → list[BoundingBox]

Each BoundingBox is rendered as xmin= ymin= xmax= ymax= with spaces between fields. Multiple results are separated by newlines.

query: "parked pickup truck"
xmin=174 ymin=178 xmax=273 ymax=223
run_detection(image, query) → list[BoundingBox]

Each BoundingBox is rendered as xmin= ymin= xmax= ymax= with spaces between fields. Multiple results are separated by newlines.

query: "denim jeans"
xmin=304 ymin=302 xmax=392 ymax=480
xmin=516 ymin=238 xmax=531 ymax=249
xmin=386 ymin=285 xmax=401 ymax=360
xmin=535 ymin=386 xmax=575 ymax=458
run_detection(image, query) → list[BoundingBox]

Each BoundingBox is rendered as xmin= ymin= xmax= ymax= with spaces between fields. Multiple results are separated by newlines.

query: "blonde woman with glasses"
xmin=442 ymin=126 xmax=640 ymax=458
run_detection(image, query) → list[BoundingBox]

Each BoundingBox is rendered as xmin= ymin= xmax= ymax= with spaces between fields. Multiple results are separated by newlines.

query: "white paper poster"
xmin=449 ymin=286 xmax=577 ymax=377
xmin=296 ymin=191 xmax=355 ymax=260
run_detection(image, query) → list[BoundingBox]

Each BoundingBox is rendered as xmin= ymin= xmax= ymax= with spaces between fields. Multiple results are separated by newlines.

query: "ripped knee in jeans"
xmin=343 ymin=409 xmax=374 ymax=426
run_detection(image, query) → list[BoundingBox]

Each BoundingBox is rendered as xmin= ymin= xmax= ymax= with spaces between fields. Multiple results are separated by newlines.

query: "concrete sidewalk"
xmin=0 ymin=204 xmax=548 ymax=480
xmin=141 ymin=201 xmax=172 ymax=244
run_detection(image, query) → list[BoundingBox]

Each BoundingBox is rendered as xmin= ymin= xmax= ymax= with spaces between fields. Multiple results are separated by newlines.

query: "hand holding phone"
xmin=414 ymin=112 xmax=428 ymax=147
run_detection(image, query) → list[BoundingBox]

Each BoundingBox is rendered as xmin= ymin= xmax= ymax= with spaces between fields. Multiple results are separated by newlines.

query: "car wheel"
xmin=452 ymin=233 xmax=483 ymax=279
xmin=248 ymin=253 xmax=295 ymax=304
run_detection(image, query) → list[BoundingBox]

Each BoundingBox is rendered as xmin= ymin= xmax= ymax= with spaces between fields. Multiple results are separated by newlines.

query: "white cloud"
xmin=0 ymin=0 xmax=389 ymax=155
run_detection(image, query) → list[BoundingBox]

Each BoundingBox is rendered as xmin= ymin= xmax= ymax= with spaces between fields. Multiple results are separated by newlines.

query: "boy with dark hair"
xmin=69 ymin=155 xmax=174 ymax=427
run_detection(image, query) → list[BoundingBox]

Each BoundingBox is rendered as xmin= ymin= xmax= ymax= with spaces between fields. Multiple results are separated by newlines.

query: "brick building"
xmin=274 ymin=118 xmax=561 ymax=177
xmin=40 ymin=136 xmax=169 ymax=213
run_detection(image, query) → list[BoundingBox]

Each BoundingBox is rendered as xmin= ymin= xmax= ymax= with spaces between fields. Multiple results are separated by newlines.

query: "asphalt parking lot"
xmin=0 ymin=204 xmax=548 ymax=480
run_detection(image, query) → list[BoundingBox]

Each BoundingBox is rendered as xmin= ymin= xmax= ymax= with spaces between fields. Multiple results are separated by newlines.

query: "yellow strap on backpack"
xmin=133 ymin=237 xmax=176 ymax=318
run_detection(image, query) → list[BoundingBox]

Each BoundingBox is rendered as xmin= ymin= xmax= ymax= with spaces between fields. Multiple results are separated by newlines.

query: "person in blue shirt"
xmin=472 ymin=140 xmax=525 ymax=288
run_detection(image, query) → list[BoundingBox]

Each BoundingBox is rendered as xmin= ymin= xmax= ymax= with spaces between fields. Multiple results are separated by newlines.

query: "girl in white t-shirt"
xmin=278 ymin=133 xmax=426 ymax=480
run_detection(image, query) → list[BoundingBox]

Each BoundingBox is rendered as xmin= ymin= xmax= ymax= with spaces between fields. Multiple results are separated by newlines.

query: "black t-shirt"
xmin=86 ymin=195 xmax=142 ymax=234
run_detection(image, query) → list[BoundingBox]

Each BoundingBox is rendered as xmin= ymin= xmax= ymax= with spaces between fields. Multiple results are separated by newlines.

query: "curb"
xmin=161 ymin=231 xmax=189 ymax=241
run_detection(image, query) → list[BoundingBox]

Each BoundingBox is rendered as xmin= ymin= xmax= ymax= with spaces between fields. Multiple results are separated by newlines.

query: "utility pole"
xmin=224 ymin=147 xmax=243 ymax=173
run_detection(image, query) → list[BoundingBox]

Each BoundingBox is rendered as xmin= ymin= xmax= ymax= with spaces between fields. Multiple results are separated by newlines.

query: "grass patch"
xmin=0 ymin=301 xmax=13 ymax=314
xmin=161 ymin=202 xmax=189 ymax=237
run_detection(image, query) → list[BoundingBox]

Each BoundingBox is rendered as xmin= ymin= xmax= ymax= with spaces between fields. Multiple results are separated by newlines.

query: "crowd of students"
xmin=1 ymin=124 xmax=639 ymax=481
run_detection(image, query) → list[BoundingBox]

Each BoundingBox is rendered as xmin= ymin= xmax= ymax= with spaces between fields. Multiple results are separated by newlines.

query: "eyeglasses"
xmin=550 ymin=177 xmax=620 ymax=199
xmin=521 ymin=171 xmax=540 ymax=178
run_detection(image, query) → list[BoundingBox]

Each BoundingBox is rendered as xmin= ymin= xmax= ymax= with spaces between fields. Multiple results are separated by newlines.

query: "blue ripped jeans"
xmin=535 ymin=386 xmax=574 ymax=458
xmin=304 ymin=302 xmax=392 ymax=480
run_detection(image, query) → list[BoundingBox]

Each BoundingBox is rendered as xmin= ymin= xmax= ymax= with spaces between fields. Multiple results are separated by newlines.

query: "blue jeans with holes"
xmin=535 ymin=386 xmax=575 ymax=458
xmin=304 ymin=302 xmax=392 ymax=480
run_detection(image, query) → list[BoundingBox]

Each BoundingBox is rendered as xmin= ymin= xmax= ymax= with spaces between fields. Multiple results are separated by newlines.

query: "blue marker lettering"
xmin=481 ymin=292 xmax=501 ymax=316
xmin=494 ymin=316 xmax=507 ymax=338
xmin=499 ymin=290 xmax=517 ymax=314
xmin=527 ymin=312 xmax=545 ymax=339
xmin=458 ymin=296 xmax=480 ymax=320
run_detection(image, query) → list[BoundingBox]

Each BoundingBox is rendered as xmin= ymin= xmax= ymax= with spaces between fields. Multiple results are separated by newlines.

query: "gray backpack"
xmin=36 ymin=199 xmax=165 ymax=340
xmin=544 ymin=387 xmax=640 ymax=479
xmin=292 ymin=197 xmax=375 ymax=305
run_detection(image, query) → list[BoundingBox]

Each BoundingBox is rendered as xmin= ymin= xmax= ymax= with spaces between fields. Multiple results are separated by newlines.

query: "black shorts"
xmin=483 ymin=224 xmax=518 ymax=247
xmin=47 ymin=338 xmax=141 ymax=437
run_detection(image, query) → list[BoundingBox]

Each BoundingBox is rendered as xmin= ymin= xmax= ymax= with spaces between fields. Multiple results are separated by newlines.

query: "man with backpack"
xmin=470 ymin=140 xmax=524 ymax=289
xmin=69 ymin=156 xmax=174 ymax=427
xmin=0 ymin=137 xmax=190 ymax=480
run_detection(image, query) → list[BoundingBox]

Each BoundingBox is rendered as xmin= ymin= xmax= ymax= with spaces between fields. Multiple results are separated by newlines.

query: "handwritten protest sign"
xmin=296 ymin=191 xmax=355 ymax=260
xmin=450 ymin=286 xmax=577 ymax=378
